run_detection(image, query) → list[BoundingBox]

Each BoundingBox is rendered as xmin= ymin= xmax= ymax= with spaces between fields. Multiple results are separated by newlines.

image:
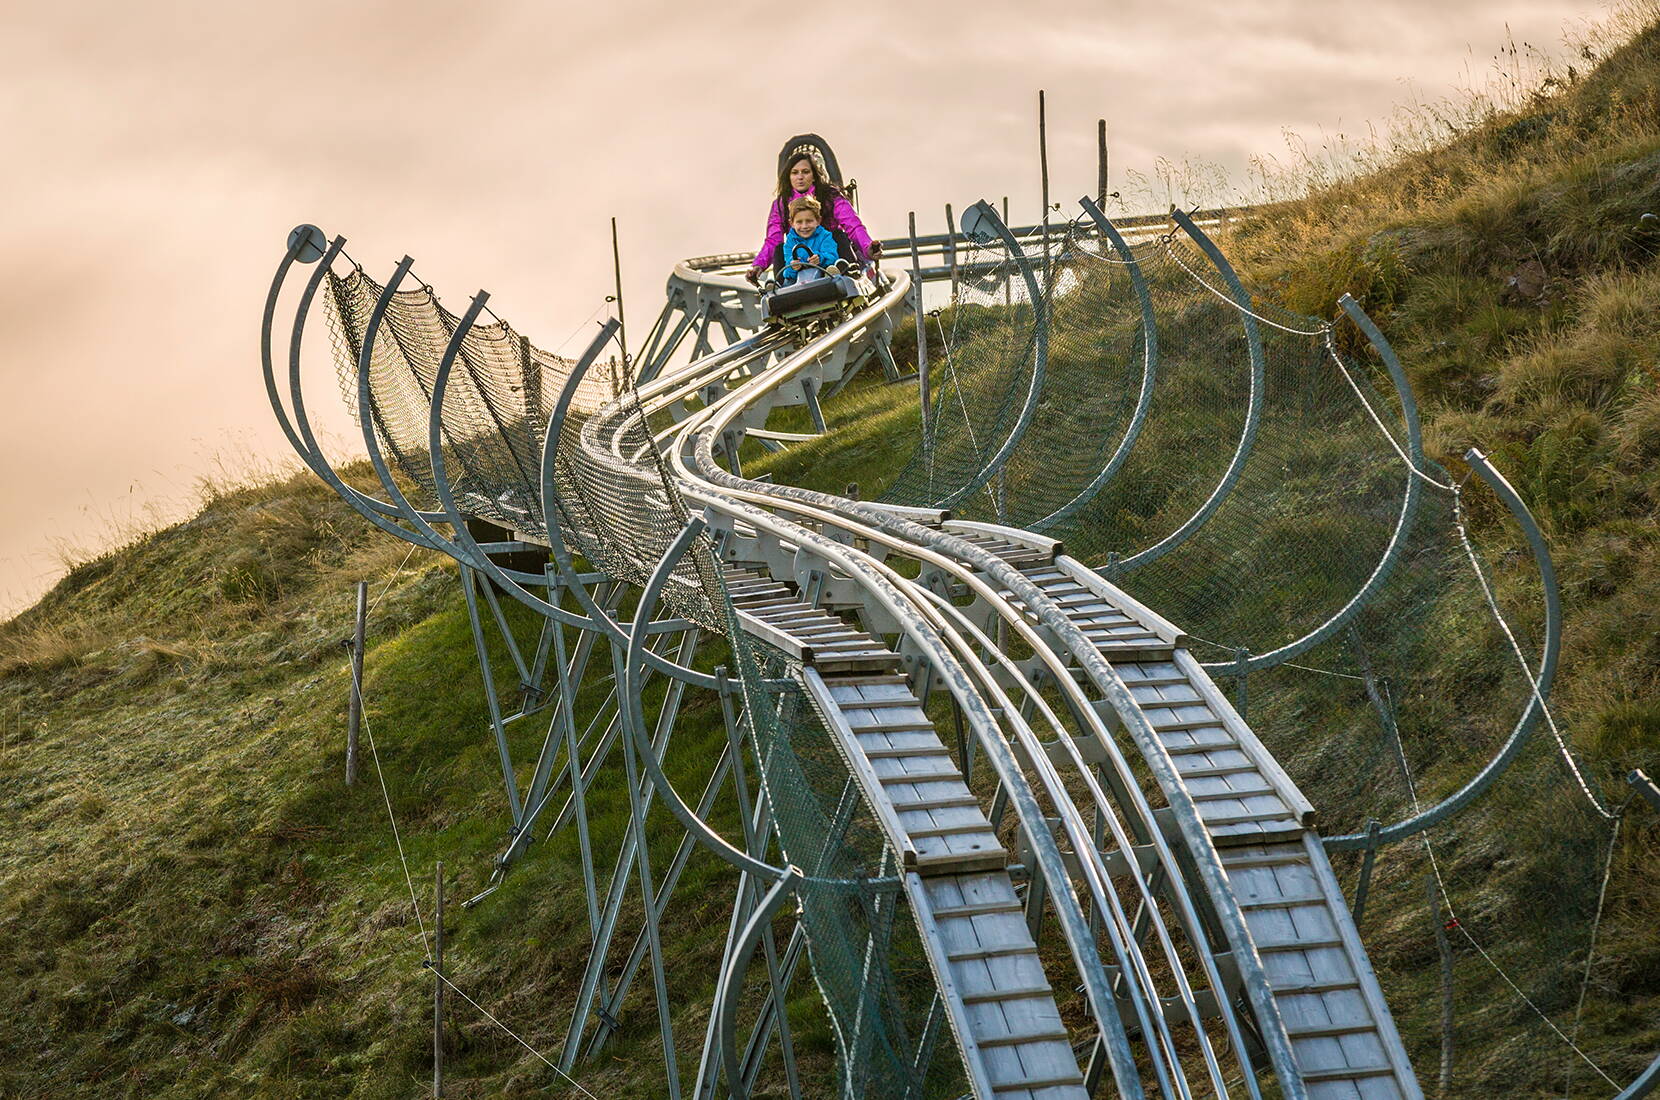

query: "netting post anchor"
xmin=801 ymin=375 xmax=827 ymax=434
xmin=433 ymin=860 xmax=445 ymax=1098
xmin=1351 ymin=819 xmax=1381 ymax=926
xmin=345 ymin=579 xmax=367 ymax=786
xmin=944 ymin=202 xmax=959 ymax=301
xmin=1231 ymin=646 xmax=1250 ymax=719
xmin=722 ymin=431 xmax=744 ymax=479
xmin=1426 ymin=874 xmax=1455 ymax=1094
xmin=952 ymin=697 xmax=971 ymax=785
xmin=908 ymin=211 xmax=929 ymax=418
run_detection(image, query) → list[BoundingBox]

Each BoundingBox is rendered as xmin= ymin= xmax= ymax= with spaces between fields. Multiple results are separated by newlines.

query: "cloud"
xmin=0 ymin=0 xmax=1613 ymax=614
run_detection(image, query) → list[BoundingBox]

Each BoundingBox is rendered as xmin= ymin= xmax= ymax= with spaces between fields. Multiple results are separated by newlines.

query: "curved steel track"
xmin=255 ymin=199 xmax=1594 ymax=1096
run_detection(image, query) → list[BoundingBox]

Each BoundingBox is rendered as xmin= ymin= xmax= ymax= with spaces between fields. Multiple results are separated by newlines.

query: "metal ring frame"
xmin=259 ymin=193 xmax=1601 ymax=1099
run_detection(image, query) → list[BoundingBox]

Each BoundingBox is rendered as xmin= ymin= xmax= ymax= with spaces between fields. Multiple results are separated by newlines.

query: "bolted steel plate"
xmin=287 ymin=224 xmax=328 ymax=264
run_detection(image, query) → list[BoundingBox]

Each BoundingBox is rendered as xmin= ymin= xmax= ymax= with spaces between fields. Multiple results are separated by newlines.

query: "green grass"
xmin=4 ymin=11 xmax=1660 ymax=1098
xmin=0 ymin=467 xmax=838 ymax=1098
xmin=750 ymin=15 xmax=1660 ymax=1095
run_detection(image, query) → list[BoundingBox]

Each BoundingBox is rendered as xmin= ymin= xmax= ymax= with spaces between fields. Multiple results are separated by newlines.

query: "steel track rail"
xmin=633 ymin=276 xmax=1283 ymax=1097
xmin=653 ymin=239 xmax=1424 ymax=1097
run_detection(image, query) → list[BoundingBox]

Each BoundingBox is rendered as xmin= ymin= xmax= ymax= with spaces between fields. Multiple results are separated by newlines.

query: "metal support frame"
xmin=928 ymin=199 xmax=1048 ymax=511
xmin=909 ymin=211 xmax=929 ymax=438
xmin=255 ymin=175 xmax=1620 ymax=1099
xmin=1325 ymin=447 xmax=1563 ymax=851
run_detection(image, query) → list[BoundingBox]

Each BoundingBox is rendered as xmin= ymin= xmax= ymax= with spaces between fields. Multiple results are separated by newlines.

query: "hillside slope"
xmin=0 ymin=468 xmax=804 ymax=1098
xmin=752 ymin=16 xmax=1660 ymax=1094
xmin=3 ymin=15 xmax=1659 ymax=1100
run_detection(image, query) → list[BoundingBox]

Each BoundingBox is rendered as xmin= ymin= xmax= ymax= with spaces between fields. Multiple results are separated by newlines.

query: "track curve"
xmin=271 ymin=208 xmax=1433 ymax=1098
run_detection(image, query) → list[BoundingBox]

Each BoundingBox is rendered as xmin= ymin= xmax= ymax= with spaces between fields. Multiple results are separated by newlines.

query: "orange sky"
xmin=0 ymin=0 xmax=1610 ymax=616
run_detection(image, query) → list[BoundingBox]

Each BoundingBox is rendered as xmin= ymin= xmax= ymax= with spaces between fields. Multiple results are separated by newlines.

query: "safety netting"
xmin=880 ymin=218 xmax=1052 ymax=511
xmin=874 ymin=205 xmax=1638 ymax=1093
xmin=323 ymin=268 xmax=622 ymax=532
xmin=323 ymin=268 xmax=729 ymax=632
xmin=724 ymin=620 xmax=963 ymax=1098
xmin=560 ymin=381 xmax=728 ymax=631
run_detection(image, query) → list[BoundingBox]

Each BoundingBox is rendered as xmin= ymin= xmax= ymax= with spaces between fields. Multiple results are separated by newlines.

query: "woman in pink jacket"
xmin=745 ymin=149 xmax=881 ymax=285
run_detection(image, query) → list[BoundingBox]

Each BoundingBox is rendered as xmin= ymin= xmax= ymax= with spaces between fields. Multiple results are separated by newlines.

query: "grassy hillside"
xmin=3 ymin=11 xmax=1659 ymax=1099
xmin=754 ymin=11 xmax=1660 ymax=1093
xmin=0 ymin=467 xmax=829 ymax=1098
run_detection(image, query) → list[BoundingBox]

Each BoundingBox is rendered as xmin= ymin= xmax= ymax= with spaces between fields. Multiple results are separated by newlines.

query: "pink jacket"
xmin=751 ymin=188 xmax=874 ymax=270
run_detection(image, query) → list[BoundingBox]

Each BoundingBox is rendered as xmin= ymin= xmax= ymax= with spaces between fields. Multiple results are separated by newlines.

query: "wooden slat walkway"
xmin=1221 ymin=838 xmax=1417 ymax=1099
xmin=931 ymin=535 xmax=1420 ymax=1099
xmin=725 ymin=565 xmax=1088 ymax=1099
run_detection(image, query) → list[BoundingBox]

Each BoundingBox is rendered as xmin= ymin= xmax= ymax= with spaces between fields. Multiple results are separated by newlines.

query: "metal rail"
xmin=260 ymin=198 xmax=1477 ymax=1098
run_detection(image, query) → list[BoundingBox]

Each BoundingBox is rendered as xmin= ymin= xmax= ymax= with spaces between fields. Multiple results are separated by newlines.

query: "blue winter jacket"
xmin=777 ymin=224 xmax=839 ymax=284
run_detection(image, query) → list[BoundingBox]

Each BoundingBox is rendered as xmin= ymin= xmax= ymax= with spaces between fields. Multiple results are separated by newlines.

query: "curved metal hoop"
xmin=1201 ymin=293 xmax=1429 ymax=674
xmin=928 ymin=198 xmax=1048 ymax=510
xmin=259 ymin=231 xmax=452 ymax=552
xmin=1615 ymin=1051 xmax=1660 ymax=1099
xmin=1325 ymin=447 xmax=1562 ymax=850
xmin=1030 ymin=195 xmax=1160 ymax=531
xmin=619 ymin=518 xmax=791 ymax=881
xmin=416 ymin=297 xmax=722 ymax=687
xmin=714 ymin=866 xmax=801 ymax=1100
xmin=1110 ymin=207 xmax=1265 ymax=574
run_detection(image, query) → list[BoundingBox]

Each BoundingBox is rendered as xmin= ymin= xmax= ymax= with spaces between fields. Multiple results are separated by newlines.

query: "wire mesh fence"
xmin=323 ymin=267 xmax=727 ymax=632
xmin=725 ymin=622 xmax=962 ymax=1097
xmin=875 ymin=203 xmax=1636 ymax=1093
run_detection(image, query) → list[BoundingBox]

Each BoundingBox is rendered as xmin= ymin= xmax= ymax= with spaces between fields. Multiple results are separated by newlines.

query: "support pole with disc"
xmin=346 ymin=580 xmax=366 ymax=786
xmin=434 ymin=860 xmax=445 ymax=1098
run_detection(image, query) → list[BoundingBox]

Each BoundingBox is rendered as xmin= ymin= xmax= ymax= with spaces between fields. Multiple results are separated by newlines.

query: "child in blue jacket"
xmin=778 ymin=195 xmax=840 ymax=285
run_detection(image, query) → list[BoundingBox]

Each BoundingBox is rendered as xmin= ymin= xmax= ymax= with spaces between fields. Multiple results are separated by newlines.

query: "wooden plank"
xmin=1174 ymin=649 xmax=1318 ymax=826
xmin=914 ymin=848 xmax=1007 ymax=875
xmin=961 ymin=985 xmax=1056 ymax=1005
xmin=976 ymin=1029 xmax=1071 ymax=1049
xmin=735 ymin=611 xmax=811 ymax=662
xmin=1157 ymin=727 xmax=1239 ymax=752
xmin=800 ymin=669 xmax=918 ymax=868
xmin=810 ymin=653 xmax=903 ymax=673
xmin=931 ymin=900 xmax=1024 ymax=920
xmin=947 ymin=943 xmax=1041 ymax=963
xmin=822 ymin=672 xmax=910 ymax=687
xmin=864 ymin=745 xmax=954 ymax=761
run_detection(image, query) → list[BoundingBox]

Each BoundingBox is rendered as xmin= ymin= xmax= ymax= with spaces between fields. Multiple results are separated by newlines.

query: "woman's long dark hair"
xmin=774 ymin=153 xmax=845 ymax=216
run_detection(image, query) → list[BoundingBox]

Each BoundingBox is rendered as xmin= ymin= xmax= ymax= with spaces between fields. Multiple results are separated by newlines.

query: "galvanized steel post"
xmin=909 ymin=211 xmax=928 ymax=437
xmin=346 ymin=579 xmax=366 ymax=786
xmin=1038 ymin=90 xmax=1051 ymax=283
xmin=1097 ymin=118 xmax=1108 ymax=206
xmin=434 ymin=861 xmax=445 ymax=1098
xmin=944 ymin=202 xmax=959 ymax=300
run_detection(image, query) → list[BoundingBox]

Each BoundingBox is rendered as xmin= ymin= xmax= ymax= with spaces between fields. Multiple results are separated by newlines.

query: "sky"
xmin=0 ymin=0 xmax=1615 ymax=616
